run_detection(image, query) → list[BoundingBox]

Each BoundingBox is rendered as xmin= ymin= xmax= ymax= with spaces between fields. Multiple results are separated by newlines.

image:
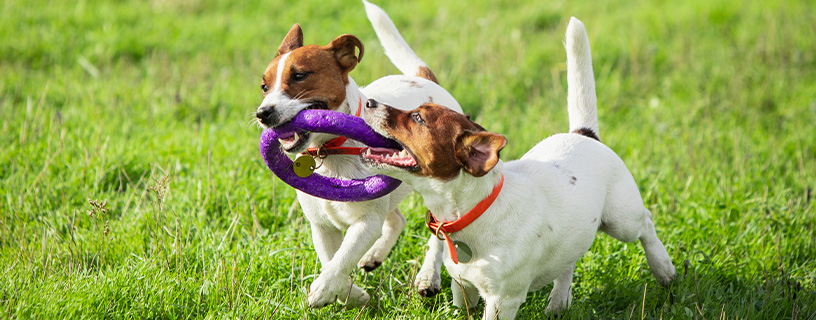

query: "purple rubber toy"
xmin=260 ymin=109 xmax=402 ymax=202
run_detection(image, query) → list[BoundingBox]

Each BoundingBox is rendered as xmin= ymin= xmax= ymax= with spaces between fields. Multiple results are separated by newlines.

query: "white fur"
xmin=566 ymin=18 xmax=599 ymax=137
xmin=273 ymin=52 xmax=290 ymax=91
xmin=366 ymin=17 xmax=675 ymax=319
xmin=260 ymin=3 xmax=462 ymax=309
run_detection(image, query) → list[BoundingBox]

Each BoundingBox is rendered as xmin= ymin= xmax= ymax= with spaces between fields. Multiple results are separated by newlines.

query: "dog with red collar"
xmin=254 ymin=1 xmax=462 ymax=308
xmin=360 ymin=18 xmax=675 ymax=319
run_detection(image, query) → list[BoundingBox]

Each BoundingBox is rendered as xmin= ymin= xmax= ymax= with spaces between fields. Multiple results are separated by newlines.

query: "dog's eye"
xmin=261 ymin=84 xmax=269 ymax=93
xmin=411 ymin=112 xmax=425 ymax=125
xmin=292 ymin=72 xmax=308 ymax=81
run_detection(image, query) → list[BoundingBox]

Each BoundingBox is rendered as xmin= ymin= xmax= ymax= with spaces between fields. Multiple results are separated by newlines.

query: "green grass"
xmin=1 ymin=0 xmax=815 ymax=318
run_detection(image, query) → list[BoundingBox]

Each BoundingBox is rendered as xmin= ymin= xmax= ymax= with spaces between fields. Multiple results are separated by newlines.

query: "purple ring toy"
xmin=260 ymin=109 xmax=402 ymax=202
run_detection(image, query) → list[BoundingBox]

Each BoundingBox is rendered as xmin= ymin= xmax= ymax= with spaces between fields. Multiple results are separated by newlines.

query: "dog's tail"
xmin=566 ymin=17 xmax=600 ymax=141
xmin=362 ymin=0 xmax=439 ymax=84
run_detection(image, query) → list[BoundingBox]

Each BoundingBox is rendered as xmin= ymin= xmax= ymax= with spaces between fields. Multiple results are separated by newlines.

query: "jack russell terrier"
xmin=255 ymin=1 xmax=462 ymax=308
xmin=360 ymin=18 xmax=676 ymax=319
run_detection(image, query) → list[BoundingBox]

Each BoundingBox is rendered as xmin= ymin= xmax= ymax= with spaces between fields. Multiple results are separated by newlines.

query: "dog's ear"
xmin=277 ymin=24 xmax=304 ymax=56
xmin=328 ymin=34 xmax=364 ymax=74
xmin=454 ymin=130 xmax=507 ymax=177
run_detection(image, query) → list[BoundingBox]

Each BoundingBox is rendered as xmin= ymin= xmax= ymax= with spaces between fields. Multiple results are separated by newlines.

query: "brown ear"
xmin=328 ymin=34 xmax=364 ymax=74
xmin=454 ymin=130 xmax=507 ymax=177
xmin=277 ymin=24 xmax=303 ymax=56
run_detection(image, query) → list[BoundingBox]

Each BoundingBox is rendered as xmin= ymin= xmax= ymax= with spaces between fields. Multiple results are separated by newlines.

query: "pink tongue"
xmin=369 ymin=147 xmax=398 ymax=154
xmin=278 ymin=132 xmax=296 ymax=142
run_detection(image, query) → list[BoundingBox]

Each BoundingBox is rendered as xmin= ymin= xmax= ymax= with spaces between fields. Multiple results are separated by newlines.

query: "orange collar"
xmin=303 ymin=97 xmax=365 ymax=157
xmin=426 ymin=174 xmax=504 ymax=264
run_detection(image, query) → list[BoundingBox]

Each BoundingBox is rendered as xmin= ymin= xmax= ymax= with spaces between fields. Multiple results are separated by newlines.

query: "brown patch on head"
xmin=260 ymin=30 xmax=365 ymax=111
xmin=416 ymin=66 xmax=439 ymax=84
xmin=572 ymin=127 xmax=600 ymax=141
xmin=380 ymin=103 xmax=506 ymax=179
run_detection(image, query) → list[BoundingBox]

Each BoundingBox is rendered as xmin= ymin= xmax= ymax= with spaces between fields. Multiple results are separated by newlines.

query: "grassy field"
xmin=2 ymin=0 xmax=815 ymax=318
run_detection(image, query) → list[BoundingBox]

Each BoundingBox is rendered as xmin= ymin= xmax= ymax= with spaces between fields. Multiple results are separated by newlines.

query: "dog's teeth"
xmin=399 ymin=150 xmax=408 ymax=157
xmin=365 ymin=148 xmax=372 ymax=155
xmin=293 ymin=132 xmax=300 ymax=142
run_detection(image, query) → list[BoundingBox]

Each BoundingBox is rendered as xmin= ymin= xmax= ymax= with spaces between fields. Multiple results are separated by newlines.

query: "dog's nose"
xmin=256 ymin=107 xmax=273 ymax=120
xmin=366 ymin=99 xmax=379 ymax=109
xmin=256 ymin=105 xmax=277 ymax=126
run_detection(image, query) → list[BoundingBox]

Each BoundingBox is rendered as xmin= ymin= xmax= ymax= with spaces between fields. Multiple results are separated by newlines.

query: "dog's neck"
xmin=343 ymin=77 xmax=367 ymax=117
xmin=308 ymin=76 xmax=366 ymax=147
xmin=414 ymin=161 xmax=505 ymax=222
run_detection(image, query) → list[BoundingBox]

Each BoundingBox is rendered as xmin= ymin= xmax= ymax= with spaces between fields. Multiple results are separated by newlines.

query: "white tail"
xmin=362 ymin=0 xmax=438 ymax=83
xmin=566 ymin=17 xmax=599 ymax=140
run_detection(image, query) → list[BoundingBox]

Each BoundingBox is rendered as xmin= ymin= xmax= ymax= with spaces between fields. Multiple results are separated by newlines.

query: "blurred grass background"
xmin=1 ymin=0 xmax=814 ymax=318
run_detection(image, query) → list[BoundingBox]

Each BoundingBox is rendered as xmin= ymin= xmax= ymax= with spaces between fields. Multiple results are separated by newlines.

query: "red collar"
xmin=426 ymin=174 xmax=504 ymax=264
xmin=302 ymin=97 xmax=365 ymax=157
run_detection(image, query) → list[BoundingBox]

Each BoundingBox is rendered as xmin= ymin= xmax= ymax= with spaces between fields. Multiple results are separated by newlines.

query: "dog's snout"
xmin=256 ymin=105 xmax=278 ymax=126
xmin=256 ymin=106 xmax=273 ymax=119
xmin=366 ymin=99 xmax=379 ymax=109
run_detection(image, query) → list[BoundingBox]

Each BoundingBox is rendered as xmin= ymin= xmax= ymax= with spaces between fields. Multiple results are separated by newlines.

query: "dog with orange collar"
xmin=254 ymin=1 xmax=463 ymax=308
xmin=360 ymin=18 xmax=676 ymax=319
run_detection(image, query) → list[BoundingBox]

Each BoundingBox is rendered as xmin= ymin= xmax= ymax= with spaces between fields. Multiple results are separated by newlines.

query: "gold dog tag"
xmin=453 ymin=240 xmax=472 ymax=263
xmin=293 ymin=156 xmax=317 ymax=177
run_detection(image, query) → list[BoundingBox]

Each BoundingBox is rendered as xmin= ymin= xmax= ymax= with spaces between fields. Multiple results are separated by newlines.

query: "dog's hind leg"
xmin=638 ymin=209 xmax=676 ymax=287
xmin=599 ymin=179 xmax=675 ymax=287
xmin=545 ymin=263 xmax=575 ymax=314
xmin=415 ymin=236 xmax=444 ymax=297
xmin=358 ymin=208 xmax=407 ymax=271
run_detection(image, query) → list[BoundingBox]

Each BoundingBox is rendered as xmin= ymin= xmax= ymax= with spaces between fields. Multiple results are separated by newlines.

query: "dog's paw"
xmin=308 ymin=273 xmax=371 ymax=308
xmin=358 ymin=258 xmax=382 ymax=272
xmin=414 ymin=269 xmax=441 ymax=298
xmin=339 ymin=285 xmax=371 ymax=307
xmin=647 ymin=257 xmax=676 ymax=287
xmin=358 ymin=247 xmax=387 ymax=272
xmin=545 ymin=296 xmax=571 ymax=315
xmin=654 ymin=264 xmax=676 ymax=287
xmin=308 ymin=273 xmax=348 ymax=308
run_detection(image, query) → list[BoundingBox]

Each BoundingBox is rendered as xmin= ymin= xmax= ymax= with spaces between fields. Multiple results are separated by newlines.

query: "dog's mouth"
xmin=276 ymin=131 xmax=310 ymax=152
xmin=361 ymin=145 xmax=419 ymax=170
xmin=305 ymin=100 xmax=328 ymax=111
xmin=274 ymin=101 xmax=331 ymax=152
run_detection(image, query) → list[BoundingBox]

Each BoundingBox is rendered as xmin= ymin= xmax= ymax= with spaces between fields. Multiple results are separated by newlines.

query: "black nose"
xmin=366 ymin=99 xmax=379 ymax=109
xmin=256 ymin=106 xmax=273 ymax=120
xmin=256 ymin=106 xmax=278 ymax=126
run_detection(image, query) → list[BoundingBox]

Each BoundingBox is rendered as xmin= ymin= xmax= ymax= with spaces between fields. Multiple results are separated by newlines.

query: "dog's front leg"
xmin=308 ymin=215 xmax=383 ymax=308
xmin=310 ymin=223 xmax=343 ymax=263
xmin=358 ymin=208 xmax=406 ymax=271
xmin=483 ymin=292 xmax=525 ymax=320
xmin=415 ymin=235 xmax=444 ymax=297
xmin=451 ymin=279 xmax=479 ymax=311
